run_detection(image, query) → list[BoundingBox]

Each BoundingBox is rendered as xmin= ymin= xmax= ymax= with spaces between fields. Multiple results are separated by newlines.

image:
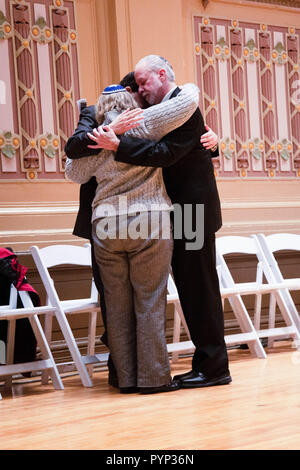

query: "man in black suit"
xmin=82 ymin=56 xmax=231 ymax=388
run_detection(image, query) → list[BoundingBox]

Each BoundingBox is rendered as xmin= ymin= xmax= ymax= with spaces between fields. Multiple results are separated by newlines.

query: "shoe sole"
xmin=181 ymin=377 xmax=232 ymax=389
xmin=120 ymin=387 xmax=139 ymax=394
xmin=140 ymin=386 xmax=181 ymax=394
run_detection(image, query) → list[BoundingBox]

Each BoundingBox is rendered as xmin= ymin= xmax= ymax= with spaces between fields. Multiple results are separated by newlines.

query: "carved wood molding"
xmin=246 ymin=0 xmax=300 ymax=8
xmin=0 ymin=0 xmax=79 ymax=181
xmin=202 ymin=0 xmax=300 ymax=9
xmin=194 ymin=16 xmax=300 ymax=179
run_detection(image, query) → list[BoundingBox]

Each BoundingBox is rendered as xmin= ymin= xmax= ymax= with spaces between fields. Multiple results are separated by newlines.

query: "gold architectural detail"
xmin=220 ymin=138 xmax=235 ymax=159
xmin=215 ymin=38 xmax=230 ymax=60
xmin=243 ymin=39 xmax=259 ymax=62
xmin=14 ymin=0 xmax=27 ymax=7
xmin=272 ymin=42 xmax=288 ymax=65
xmin=0 ymin=131 xmax=20 ymax=159
xmin=289 ymin=26 xmax=296 ymax=36
xmin=248 ymin=139 xmax=264 ymax=160
xmin=39 ymin=133 xmax=60 ymax=158
xmin=26 ymin=170 xmax=37 ymax=180
xmin=277 ymin=139 xmax=292 ymax=161
xmin=0 ymin=11 xmax=12 ymax=40
xmin=69 ymin=30 xmax=77 ymax=43
xmin=31 ymin=17 xmax=53 ymax=43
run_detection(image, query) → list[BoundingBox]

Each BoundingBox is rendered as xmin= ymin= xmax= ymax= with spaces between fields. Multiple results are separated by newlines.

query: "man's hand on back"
xmin=87 ymin=126 xmax=120 ymax=152
xmin=87 ymin=108 xmax=144 ymax=152
xmin=109 ymin=108 xmax=144 ymax=134
xmin=200 ymin=125 xmax=218 ymax=151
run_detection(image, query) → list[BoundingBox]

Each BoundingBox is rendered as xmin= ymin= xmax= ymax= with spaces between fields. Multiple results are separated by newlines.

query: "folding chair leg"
xmin=172 ymin=301 xmax=191 ymax=363
xmin=55 ymin=308 xmax=93 ymax=387
xmin=5 ymin=319 xmax=16 ymax=390
xmin=29 ymin=315 xmax=64 ymax=391
xmin=41 ymin=314 xmax=53 ymax=385
xmin=268 ymin=294 xmax=277 ymax=348
xmin=228 ymin=296 xmax=267 ymax=359
xmin=87 ymin=311 xmax=97 ymax=376
xmin=273 ymin=290 xmax=300 ymax=343
xmin=172 ymin=308 xmax=182 ymax=363
xmin=279 ymin=289 xmax=300 ymax=332
xmin=254 ymin=293 xmax=262 ymax=330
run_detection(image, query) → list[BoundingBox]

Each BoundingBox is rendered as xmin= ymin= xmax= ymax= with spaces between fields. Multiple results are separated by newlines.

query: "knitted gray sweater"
xmin=65 ymin=83 xmax=199 ymax=220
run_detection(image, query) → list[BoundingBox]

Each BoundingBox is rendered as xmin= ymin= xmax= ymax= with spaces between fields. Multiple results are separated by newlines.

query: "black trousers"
xmin=90 ymin=239 xmax=116 ymax=378
xmin=171 ymin=233 xmax=229 ymax=377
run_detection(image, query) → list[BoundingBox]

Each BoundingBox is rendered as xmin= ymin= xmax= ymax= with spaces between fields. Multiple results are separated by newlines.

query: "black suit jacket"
xmin=65 ymin=105 xmax=99 ymax=239
xmin=114 ymin=88 xmax=222 ymax=236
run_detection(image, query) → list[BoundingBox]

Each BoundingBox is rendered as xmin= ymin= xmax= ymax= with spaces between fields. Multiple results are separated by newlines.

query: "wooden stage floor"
xmin=1 ymin=340 xmax=300 ymax=450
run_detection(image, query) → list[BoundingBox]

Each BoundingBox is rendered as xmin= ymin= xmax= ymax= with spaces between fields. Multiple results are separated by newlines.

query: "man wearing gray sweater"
xmin=86 ymin=55 xmax=232 ymax=389
xmin=66 ymin=82 xmax=200 ymax=393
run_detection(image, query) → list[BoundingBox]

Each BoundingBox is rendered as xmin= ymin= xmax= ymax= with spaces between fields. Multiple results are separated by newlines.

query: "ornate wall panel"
xmin=194 ymin=16 xmax=300 ymax=179
xmin=0 ymin=0 xmax=79 ymax=181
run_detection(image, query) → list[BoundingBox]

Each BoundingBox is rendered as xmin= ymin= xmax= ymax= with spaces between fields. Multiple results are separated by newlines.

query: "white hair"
xmin=135 ymin=55 xmax=175 ymax=82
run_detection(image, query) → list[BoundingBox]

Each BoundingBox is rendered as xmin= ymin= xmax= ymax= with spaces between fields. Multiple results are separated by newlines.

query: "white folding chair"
xmin=216 ymin=235 xmax=300 ymax=356
xmin=31 ymin=244 xmax=104 ymax=388
xmin=166 ymin=274 xmax=193 ymax=363
xmin=255 ymin=233 xmax=300 ymax=347
xmin=0 ymin=284 xmax=63 ymax=399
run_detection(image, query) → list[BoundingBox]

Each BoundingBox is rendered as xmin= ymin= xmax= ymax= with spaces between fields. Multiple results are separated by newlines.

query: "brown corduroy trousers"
xmin=92 ymin=211 xmax=173 ymax=388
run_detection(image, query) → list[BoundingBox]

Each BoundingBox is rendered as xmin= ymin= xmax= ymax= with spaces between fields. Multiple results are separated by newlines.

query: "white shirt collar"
xmin=161 ymin=85 xmax=178 ymax=102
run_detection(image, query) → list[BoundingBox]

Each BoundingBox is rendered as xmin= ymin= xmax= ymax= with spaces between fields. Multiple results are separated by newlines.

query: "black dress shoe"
xmin=140 ymin=379 xmax=181 ymax=394
xmin=180 ymin=371 xmax=232 ymax=388
xmin=173 ymin=370 xmax=196 ymax=381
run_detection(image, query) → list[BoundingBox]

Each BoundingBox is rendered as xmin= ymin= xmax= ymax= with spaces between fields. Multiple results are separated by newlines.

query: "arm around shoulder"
xmin=116 ymin=109 xmax=202 ymax=168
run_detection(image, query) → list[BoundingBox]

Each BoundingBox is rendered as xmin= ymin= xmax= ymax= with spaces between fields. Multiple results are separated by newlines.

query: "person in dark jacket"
xmin=65 ymin=64 xmax=229 ymax=389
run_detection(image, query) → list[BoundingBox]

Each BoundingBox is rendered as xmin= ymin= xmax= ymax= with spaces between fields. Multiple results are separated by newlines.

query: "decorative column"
xmin=0 ymin=0 xmax=79 ymax=181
